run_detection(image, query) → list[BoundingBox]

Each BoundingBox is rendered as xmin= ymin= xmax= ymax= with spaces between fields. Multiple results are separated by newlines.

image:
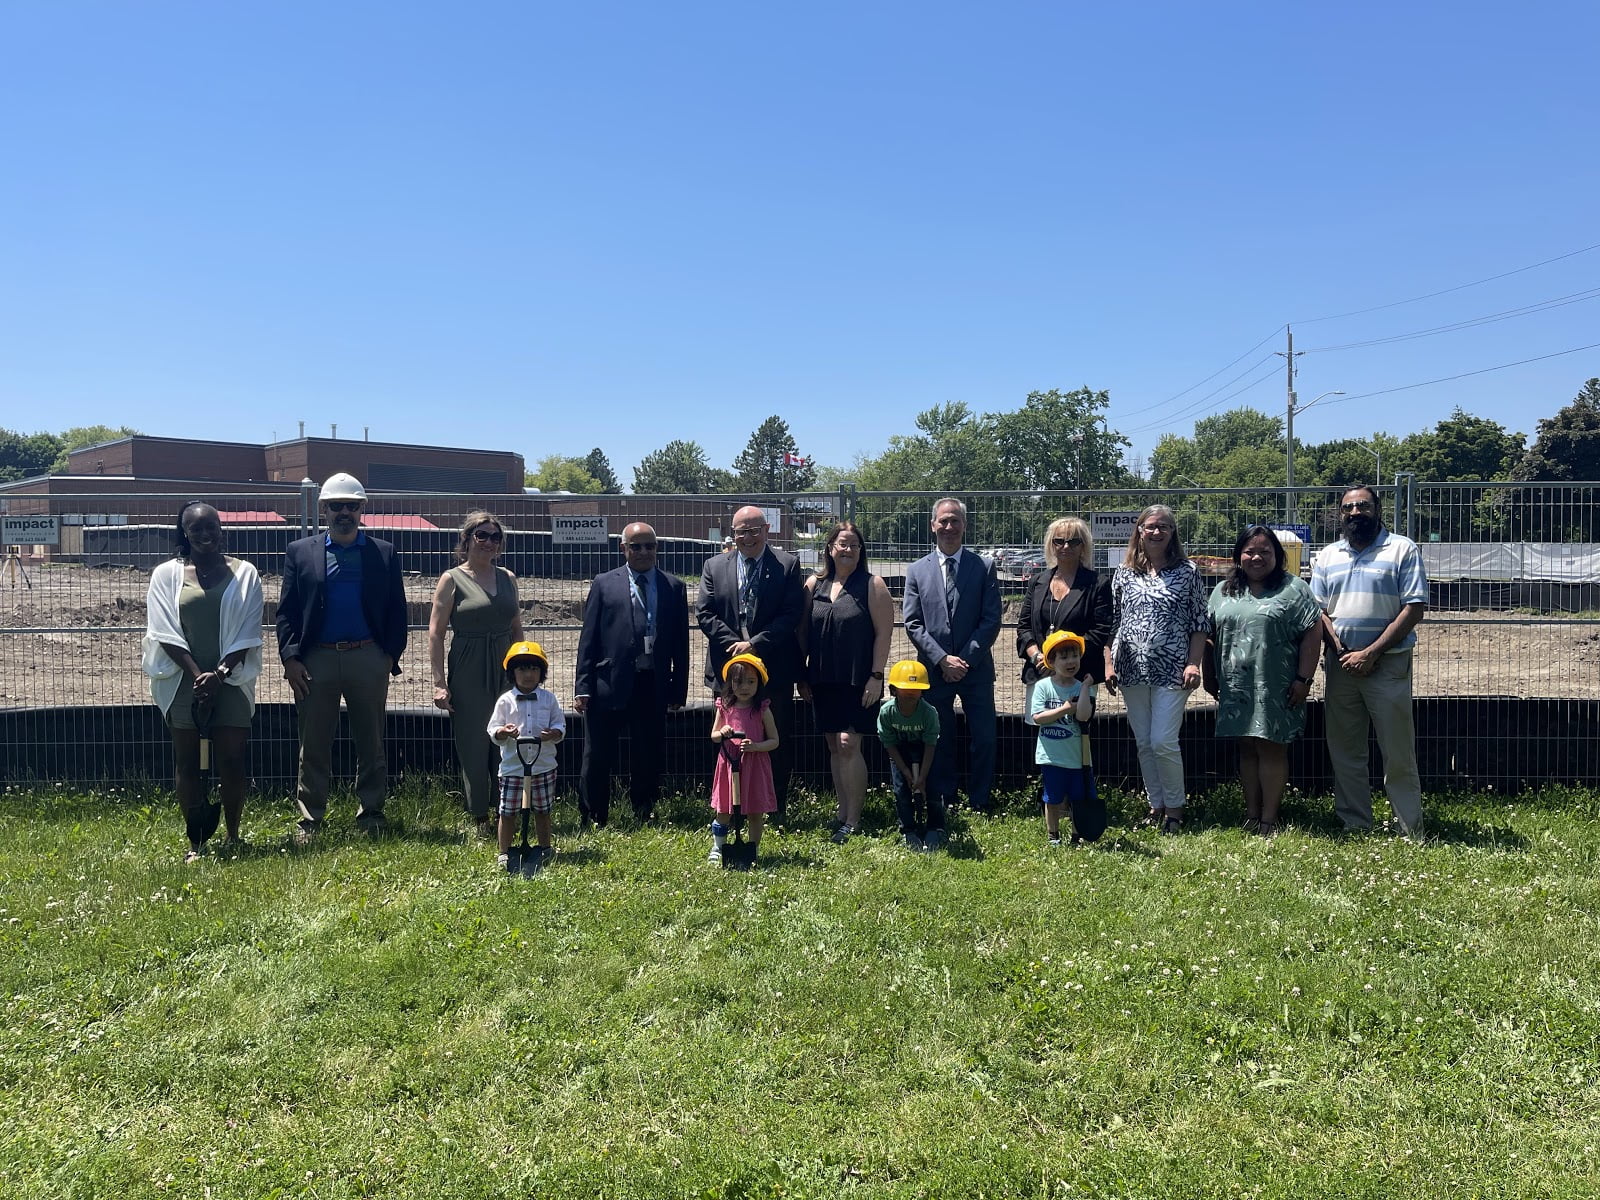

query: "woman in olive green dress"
xmin=1205 ymin=525 xmax=1322 ymax=837
xmin=428 ymin=511 xmax=524 ymax=834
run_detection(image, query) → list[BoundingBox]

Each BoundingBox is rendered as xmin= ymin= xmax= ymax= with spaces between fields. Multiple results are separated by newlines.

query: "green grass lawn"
xmin=3 ymin=781 xmax=1598 ymax=1199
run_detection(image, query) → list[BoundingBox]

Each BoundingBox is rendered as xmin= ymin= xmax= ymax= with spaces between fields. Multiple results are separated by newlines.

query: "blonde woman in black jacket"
xmin=1016 ymin=516 xmax=1112 ymax=724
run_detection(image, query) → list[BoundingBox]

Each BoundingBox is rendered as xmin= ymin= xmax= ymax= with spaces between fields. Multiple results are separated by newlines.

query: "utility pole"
xmin=1276 ymin=326 xmax=1303 ymax=489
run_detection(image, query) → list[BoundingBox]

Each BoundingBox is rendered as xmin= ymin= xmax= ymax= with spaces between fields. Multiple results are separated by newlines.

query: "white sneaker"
xmin=708 ymin=844 xmax=723 ymax=865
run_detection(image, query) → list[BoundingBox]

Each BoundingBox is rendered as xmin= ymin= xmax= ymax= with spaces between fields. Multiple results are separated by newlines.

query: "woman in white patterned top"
xmin=1104 ymin=504 xmax=1210 ymax=834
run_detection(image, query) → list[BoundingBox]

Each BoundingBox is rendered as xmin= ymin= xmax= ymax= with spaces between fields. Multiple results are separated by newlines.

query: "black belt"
xmin=317 ymin=639 xmax=375 ymax=651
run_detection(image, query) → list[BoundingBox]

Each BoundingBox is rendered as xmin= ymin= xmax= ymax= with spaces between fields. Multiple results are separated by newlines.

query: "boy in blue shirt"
xmin=1029 ymin=631 xmax=1105 ymax=846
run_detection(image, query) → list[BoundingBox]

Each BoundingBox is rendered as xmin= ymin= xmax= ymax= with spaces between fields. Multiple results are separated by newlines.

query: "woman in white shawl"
xmin=142 ymin=502 xmax=263 ymax=861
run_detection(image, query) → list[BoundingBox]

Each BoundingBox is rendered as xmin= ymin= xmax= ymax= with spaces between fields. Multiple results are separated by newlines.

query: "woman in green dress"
xmin=428 ymin=511 xmax=524 ymax=835
xmin=1205 ymin=525 xmax=1322 ymax=836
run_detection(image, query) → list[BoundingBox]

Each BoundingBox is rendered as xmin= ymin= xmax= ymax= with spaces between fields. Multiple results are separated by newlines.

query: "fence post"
xmin=299 ymin=477 xmax=317 ymax=538
xmin=840 ymin=480 xmax=856 ymax=524
xmin=1394 ymin=471 xmax=1417 ymax=539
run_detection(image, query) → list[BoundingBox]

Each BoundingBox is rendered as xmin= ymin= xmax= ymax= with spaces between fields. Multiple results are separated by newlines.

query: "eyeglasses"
xmin=731 ymin=526 xmax=763 ymax=538
xmin=326 ymin=501 xmax=361 ymax=513
xmin=1340 ymin=501 xmax=1375 ymax=513
xmin=625 ymin=540 xmax=657 ymax=550
xmin=1051 ymin=536 xmax=1084 ymax=548
xmin=471 ymin=529 xmax=504 ymax=542
xmin=1141 ymin=525 xmax=1173 ymax=535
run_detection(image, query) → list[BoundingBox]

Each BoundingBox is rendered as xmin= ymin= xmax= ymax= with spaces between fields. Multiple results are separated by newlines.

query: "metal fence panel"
xmin=3 ymin=482 xmax=1598 ymax=798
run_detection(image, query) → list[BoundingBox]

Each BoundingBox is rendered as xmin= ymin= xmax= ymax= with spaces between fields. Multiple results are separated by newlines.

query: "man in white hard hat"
xmin=276 ymin=472 xmax=408 ymax=841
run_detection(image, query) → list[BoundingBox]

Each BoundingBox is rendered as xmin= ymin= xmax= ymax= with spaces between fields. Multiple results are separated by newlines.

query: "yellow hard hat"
xmin=1042 ymin=630 xmax=1086 ymax=662
xmin=887 ymin=660 xmax=930 ymax=690
xmin=721 ymin=652 xmax=768 ymax=686
xmin=503 ymin=641 xmax=549 ymax=672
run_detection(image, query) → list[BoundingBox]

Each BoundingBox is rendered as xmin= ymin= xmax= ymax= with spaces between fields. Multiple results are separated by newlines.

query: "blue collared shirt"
xmin=321 ymin=531 xmax=374 ymax=643
xmin=1311 ymin=528 xmax=1428 ymax=652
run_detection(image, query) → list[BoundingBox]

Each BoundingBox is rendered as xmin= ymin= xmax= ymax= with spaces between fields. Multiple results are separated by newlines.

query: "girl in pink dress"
xmin=708 ymin=653 xmax=780 ymax=864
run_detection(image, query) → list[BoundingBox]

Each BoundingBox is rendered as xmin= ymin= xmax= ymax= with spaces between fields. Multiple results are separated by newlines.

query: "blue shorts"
xmin=1041 ymin=764 xmax=1096 ymax=808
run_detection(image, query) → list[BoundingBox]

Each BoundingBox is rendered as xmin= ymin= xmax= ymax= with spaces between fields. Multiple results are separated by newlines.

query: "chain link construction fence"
xmin=3 ymin=479 xmax=1597 ymax=799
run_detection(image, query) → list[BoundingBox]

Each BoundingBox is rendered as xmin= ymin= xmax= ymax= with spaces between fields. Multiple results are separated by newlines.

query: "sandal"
xmin=1139 ymin=807 xmax=1165 ymax=829
xmin=1161 ymin=813 xmax=1183 ymax=836
xmin=1242 ymin=817 xmax=1261 ymax=835
xmin=1258 ymin=820 xmax=1278 ymax=838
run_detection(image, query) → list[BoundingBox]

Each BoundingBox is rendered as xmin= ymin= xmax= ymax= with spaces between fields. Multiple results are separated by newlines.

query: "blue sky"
xmin=3 ymin=1 xmax=1597 ymax=486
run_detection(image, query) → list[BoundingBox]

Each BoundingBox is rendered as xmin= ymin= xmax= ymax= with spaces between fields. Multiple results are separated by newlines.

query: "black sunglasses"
xmin=626 ymin=541 xmax=658 ymax=550
xmin=471 ymin=529 xmax=504 ymax=542
xmin=1051 ymin=536 xmax=1084 ymax=547
xmin=325 ymin=501 xmax=361 ymax=513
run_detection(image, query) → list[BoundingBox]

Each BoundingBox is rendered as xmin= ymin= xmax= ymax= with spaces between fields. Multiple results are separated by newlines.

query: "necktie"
xmin=944 ymin=554 xmax=958 ymax=616
xmin=631 ymin=571 xmax=648 ymax=639
xmin=739 ymin=556 xmax=758 ymax=634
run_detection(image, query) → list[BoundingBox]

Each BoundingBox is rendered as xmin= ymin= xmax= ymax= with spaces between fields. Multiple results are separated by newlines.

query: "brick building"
xmin=64 ymin=434 xmax=524 ymax=494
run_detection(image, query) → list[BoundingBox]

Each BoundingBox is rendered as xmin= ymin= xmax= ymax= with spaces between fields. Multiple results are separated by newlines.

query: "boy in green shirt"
xmin=877 ymin=659 xmax=942 ymax=850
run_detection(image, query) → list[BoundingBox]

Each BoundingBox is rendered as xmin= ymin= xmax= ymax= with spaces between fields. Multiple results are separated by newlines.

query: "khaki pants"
xmin=1322 ymin=649 xmax=1423 ymax=834
xmin=294 ymin=642 xmax=391 ymax=824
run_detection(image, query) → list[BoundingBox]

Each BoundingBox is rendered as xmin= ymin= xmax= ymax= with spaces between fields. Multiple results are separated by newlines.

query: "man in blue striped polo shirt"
xmin=1311 ymin=485 xmax=1428 ymax=837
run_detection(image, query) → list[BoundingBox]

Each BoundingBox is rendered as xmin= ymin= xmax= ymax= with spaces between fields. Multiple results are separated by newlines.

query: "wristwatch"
xmin=869 ymin=671 xmax=885 ymax=680
xmin=216 ymin=664 xmax=232 ymax=681
xmin=1294 ymin=674 xmax=1312 ymax=684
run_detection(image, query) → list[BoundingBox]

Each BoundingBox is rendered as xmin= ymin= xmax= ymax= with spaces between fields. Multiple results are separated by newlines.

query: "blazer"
xmin=574 ymin=564 xmax=690 ymax=711
xmin=276 ymin=532 xmax=409 ymax=671
xmin=696 ymin=545 xmax=805 ymax=689
xmin=902 ymin=547 xmax=1002 ymax=680
xmin=1014 ymin=565 xmax=1113 ymax=683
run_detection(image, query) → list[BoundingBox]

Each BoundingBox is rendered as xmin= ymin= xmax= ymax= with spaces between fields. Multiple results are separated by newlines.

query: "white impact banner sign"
xmin=551 ymin=514 xmax=609 ymax=546
xmin=2 ymin=516 xmax=60 ymax=546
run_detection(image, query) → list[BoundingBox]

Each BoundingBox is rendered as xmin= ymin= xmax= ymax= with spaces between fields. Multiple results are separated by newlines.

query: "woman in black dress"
xmin=1016 ymin=516 xmax=1112 ymax=723
xmin=801 ymin=521 xmax=892 ymax=843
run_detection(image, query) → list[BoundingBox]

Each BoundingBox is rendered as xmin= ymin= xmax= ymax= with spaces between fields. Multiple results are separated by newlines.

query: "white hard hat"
xmin=320 ymin=473 xmax=368 ymax=503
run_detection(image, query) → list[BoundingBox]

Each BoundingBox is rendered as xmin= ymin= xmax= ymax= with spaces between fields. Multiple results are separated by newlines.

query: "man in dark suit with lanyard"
xmin=574 ymin=521 xmax=690 ymax=826
xmin=276 ymin=472 xmax=408 ymax=842
xmin=902 ymin=497 xmax=1002 ymax=827
xmin=696 ymin=504 xmax=805 ymax=816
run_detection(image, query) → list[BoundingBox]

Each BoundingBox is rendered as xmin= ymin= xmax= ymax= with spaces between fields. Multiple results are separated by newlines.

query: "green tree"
xmin=0 ymin=429 xmax=65 ymax=483
xmin=1407 ymin=409 xmax=1523 ymax=481
xmin=989 ymin=388 xmax=1130 ymax=490
xmin=1514 ymin=379 xmax=1600 ymax=483
xmin=633 ymin=440 xmax=717 ymax=494
xmin=1503 ymin=378 xmax=1600 ymax=539
xmin=525 ymin=455 xmax=602 ymax=494
xmin=731 ymin=416 xmax=816 ymax=493
xmin=581 ymin=448 xmax=621 ymax=494
xmin=50 ymin=424 xmax=142 ymax=473
xmin=1195 ymin=408 xmax=1284 ymax=470
xmin=1149 ymin=432 xmax=1202 ymax=488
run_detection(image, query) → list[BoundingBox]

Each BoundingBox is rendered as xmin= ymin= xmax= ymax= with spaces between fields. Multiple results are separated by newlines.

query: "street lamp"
xmin=1355 ymin=439 xmax=1381 ymax=485
xmin=1286 ymin=389 xmax=1345 ymax=489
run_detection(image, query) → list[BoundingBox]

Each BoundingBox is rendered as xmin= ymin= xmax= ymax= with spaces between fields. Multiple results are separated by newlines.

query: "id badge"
xmin=644 ymin=634 xmax=655 ymax=655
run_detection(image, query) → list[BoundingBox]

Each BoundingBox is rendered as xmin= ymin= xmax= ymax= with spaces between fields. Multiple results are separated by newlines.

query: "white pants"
xmin=1121 ymin=684 xmax=1188 ymax=811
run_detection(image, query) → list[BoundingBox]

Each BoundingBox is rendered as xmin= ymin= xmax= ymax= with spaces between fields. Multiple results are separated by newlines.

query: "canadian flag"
xmin=783 ymin=452 xmax=807 ymax=466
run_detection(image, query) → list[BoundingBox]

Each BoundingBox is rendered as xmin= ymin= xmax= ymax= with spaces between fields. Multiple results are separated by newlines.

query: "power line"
xmin=1120 ymin=357 xmax=1282 ymax=437
xmin=1293 ymin=241 xmax=1600 ymax=325
xmin=1111 ymin=326 xmax=1284 ymax=421
xmin=1308 ymin=342 xmax=1600 ymax=409
xmin=1302 ymin=287 xmax=1600 ymax=354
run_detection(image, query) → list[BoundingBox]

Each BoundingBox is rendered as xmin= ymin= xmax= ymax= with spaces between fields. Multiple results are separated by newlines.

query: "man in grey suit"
xmin=697 ymin=505 xmax=805 ymax=815
xmin=575 ymin=522 xmax=690 ymax=827
xmin=902 ymin=497 xmax=1002 ymax=830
